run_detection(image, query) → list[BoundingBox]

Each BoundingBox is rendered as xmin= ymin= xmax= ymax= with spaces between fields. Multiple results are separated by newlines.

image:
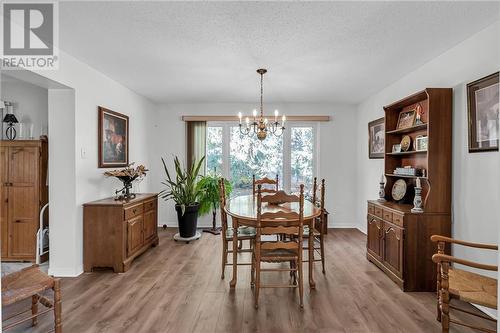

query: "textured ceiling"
xmin=59 ymin=1 xmax=500 ymax=104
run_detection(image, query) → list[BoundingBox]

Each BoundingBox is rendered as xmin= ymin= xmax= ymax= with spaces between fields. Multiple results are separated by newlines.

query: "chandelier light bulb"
xmin=252 ymin=109 xmax=257 ymax=118
xmin=245 ymin=117 xmax=250 ymax=124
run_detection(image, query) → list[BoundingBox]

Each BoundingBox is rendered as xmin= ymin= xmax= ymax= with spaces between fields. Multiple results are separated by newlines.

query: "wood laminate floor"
xmin=2 ymin=228 xmax=496 ymax=333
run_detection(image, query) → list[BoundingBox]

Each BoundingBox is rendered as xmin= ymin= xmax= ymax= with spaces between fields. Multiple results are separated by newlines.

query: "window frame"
xmin=206 ymin=121 xmax=319 ymax=193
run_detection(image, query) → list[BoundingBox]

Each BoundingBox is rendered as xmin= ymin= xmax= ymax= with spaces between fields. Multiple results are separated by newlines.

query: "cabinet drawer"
xmin=374 ymin=206 xmax=383 ymax=218
xmin=393 ymin=213 xmax=404 ymax=227
xmin=144 ymin=199 xmax=157 ymax=212
xmin=124 ymin=203 xmax=143 ymax=220
xmin=383 ymin=209 xmax=393 ymax=222
xmin=367 ymin=204 xmax=374 ymax=215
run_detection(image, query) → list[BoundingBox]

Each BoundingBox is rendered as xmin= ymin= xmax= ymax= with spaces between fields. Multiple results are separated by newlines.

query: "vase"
xmin=175 ymin=203 xmax=200 ymax=238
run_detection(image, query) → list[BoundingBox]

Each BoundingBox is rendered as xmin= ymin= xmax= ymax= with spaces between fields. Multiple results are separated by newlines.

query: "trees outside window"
xmin=206 ymin=122 xmax=317 ymax=196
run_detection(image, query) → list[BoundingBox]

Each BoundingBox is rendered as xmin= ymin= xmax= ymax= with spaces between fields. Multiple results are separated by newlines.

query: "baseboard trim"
xmin=48 ymin=265 xmax=83 ymax=277
xmin=471 ymin=304 xmax=497 ymax=320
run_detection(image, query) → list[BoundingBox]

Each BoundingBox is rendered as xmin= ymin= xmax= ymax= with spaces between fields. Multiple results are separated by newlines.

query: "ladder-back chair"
xmin=252 ymin=184 xmax=305 ymax=309
xmin=219 ymin=178 xmax=256 ymax=279
xmin=431 ymin=235 xmax=497 ymax=333
xmin=252 ymin=175 xmax=279 ymax=195
xmin=303 ymin=177 xmax=326 ymax=273
xmin=2 ymin=265 xmax=62 ymax=332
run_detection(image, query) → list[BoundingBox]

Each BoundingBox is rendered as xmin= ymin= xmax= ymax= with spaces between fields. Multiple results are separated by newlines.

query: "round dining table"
xmin=224 ymin=194 xmax=322 ymax=289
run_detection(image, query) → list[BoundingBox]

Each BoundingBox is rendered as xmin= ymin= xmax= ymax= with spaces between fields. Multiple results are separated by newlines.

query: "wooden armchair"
xmin=252 ymin=174 xmax=279 ymax=195
xmin=2 ymin=265 xmax=62 ymax=332
xmin=431 ymin=235 xmax=497 ymax=333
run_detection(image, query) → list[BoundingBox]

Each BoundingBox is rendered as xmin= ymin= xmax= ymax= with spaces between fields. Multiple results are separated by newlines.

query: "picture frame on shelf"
xmin=467 ymin=72 xmax=499 ymax=153
xmin=98 ymin=106 xmax=129 ymax=168
xmin=392 ymin=144 xmax=401 ymax=153
xmin=415 ymin=135 xmax=428 ymax=152
xmin=368 ymin=117 xmax=384 ymax=159
xmin=396 ymin=109 xmax=416 ymax=130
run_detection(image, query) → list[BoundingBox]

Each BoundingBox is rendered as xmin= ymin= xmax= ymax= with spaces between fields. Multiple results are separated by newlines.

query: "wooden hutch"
xmin=366 ymin=88 xmax=452 ymax=291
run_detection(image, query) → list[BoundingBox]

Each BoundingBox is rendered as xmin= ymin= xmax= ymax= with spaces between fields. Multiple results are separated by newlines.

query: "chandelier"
xmin=238 ymin=68 xmax=286 ymax=141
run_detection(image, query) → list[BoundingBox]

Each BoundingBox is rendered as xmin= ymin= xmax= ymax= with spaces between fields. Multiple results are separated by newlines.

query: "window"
xmin=229 ymin=126 xmax=283 ymax=196
xmin=291 ymin=127 xmax=314 ymax=193
xmin=206 ymin=126 xmax=223 ymax=174
xmin=206 ymin=122 xmax=318 ymax=196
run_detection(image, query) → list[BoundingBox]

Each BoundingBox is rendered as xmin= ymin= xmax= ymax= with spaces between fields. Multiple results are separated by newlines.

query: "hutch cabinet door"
xmin=0 ymin=147 xmax=8 ymax=257
xmin=8 ymin=147 xmax=38 ymax=185
xmin=143 ymin=209 xmax=157 ymax=242
xmin=367 ymin=216 xmax=383 ymax=260
xmin=8 ymin=186 xmax=37 ymax=257
xmin=127 ymin=215 xmax=144 ymax=256
xmin=383 ymin=223 xmax=404 ymax=277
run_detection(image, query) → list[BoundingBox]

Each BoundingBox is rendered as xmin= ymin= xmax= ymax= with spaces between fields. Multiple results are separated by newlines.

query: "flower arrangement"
xmin=104 ymin=163 xmax=148 ymax=200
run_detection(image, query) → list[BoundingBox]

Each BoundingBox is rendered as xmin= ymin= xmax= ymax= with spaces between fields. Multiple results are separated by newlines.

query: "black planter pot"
xmin=175 ymin=203 xmax=200 ymax=238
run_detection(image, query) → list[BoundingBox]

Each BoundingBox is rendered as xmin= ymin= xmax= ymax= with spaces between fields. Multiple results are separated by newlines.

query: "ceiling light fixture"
xmin=238 ymin=68 xmax=285 ymax=141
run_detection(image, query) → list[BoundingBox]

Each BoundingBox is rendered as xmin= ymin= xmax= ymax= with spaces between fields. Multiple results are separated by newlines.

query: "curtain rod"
xmin=181 ymin=115 xmax=330 ymax=122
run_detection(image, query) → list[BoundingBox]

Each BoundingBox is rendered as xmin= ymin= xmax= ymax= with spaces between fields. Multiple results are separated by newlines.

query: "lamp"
xmin=3 ymin=112 xmax=18 ymax=140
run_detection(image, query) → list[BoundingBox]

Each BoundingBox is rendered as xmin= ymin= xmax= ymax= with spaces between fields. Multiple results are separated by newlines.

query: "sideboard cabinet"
xmin=83 ymin=193 xmax=159 ymax=273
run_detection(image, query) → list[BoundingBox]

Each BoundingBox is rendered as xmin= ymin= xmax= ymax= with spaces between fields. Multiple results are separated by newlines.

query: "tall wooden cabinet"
xmin=366 ymin=88 xmax=452 ymax=291
xmin=0 ymin=139 xmax=48 ymax=261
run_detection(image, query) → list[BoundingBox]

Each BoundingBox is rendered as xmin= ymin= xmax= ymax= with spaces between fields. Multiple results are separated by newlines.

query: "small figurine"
xmin=378 ymin=174 xmax=386 ymax=201
xmin=411 ymin=177 xmax=424 ymax=213
xmin=415 ymin=103 xmax=424 ymax=125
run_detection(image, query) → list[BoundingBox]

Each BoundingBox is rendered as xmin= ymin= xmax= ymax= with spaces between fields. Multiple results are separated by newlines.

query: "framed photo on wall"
xmin=98 ymin=106 xmax=129 ymax=168
xmin=467 ymin=72 xmax=499 ymax=152
xmin=368 ymin=117 xmax=385 ymax=159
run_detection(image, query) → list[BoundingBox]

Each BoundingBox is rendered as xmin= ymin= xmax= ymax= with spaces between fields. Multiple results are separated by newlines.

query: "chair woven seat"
xmin=448 ymin=268 xmax=497 ymax=309
xmin=260 ymin=248 xmax=298 ymax=261
xmin=225 ymin=226 xmax=256 ymax=239
xmin=1 ymin=266 xmax=54 ymax=306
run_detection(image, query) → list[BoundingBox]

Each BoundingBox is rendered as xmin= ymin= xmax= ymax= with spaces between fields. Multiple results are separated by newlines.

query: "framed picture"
xmin=98 ymin=106 xmax=129 ymax=168
xmin=415 ymin=135 xmax=428 ymax=152
xmin=368 ymin=117 xmax=385 ymax=159
xmin=396 ymin=109 xmax=416 ymax=130
xmin=467 ymin=72 xmax=499 ymax=152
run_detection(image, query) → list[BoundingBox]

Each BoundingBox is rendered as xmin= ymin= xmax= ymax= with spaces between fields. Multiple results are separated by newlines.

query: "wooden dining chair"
xmin=252 ymin=174 xmax=279 ymax=195
xmin=303 ymin=177 xmax=326 ymax=273
xmin=252 ymin=184 xmax=305 ymax=309
xmin=2 ymin=265 xmax=62 ymax=332
xmin=219 ymin=178 xmax=256 ymax=279
xmin=431 ymin=235 xmax=497 ymax=333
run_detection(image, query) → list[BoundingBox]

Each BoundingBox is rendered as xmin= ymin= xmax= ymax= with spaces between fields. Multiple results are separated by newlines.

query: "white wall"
xmin=355 ymin=21 xmax=499 ymax=314
xmin=153 ymin=103 xmax=358 ymax=229
xmin=1 ymin=75 xmax=48 ymax=139
xmin=28 ymin=50 xmax=158 ymax=276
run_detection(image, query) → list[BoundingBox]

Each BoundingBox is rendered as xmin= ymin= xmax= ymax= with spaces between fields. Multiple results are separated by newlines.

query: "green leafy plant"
xmin=160 ymin=156 xmax=205 ymax=216
xmin=198 ymin=173 xmax=232 ymax=217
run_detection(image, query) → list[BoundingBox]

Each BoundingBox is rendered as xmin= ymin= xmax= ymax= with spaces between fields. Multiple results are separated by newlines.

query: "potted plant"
xmin=198 ymin=170 xmax=232 ymax=235
xmin=160 ymin=156 xmax=205 ymax=238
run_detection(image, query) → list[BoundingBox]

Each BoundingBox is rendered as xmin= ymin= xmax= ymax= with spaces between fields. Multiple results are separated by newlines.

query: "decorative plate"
xmin=400 ymin=135 xmax=412 ymax=152
xmin=391 ymin=179 xmax=407 ymax=201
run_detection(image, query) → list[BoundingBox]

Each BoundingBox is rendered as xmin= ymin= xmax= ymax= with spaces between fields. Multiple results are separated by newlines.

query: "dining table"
xmin=224 ymin=194 xmax=322 ymax=289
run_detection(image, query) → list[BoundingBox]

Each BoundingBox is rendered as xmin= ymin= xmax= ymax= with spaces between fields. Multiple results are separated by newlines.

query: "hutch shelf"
xmin=367 ymin=88 xmax=452 ymax=292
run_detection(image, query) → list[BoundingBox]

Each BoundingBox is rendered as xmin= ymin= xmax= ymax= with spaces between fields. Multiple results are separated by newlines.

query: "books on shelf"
xmin=393 ymin=167 xmax=422 ymax=176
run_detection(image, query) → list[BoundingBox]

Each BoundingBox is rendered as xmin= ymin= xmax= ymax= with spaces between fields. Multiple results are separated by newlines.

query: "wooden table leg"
xmin=229 ymin=217 xmax=238 ymax=288
xmin=308 ymin=218 xmax=316 ymax=289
